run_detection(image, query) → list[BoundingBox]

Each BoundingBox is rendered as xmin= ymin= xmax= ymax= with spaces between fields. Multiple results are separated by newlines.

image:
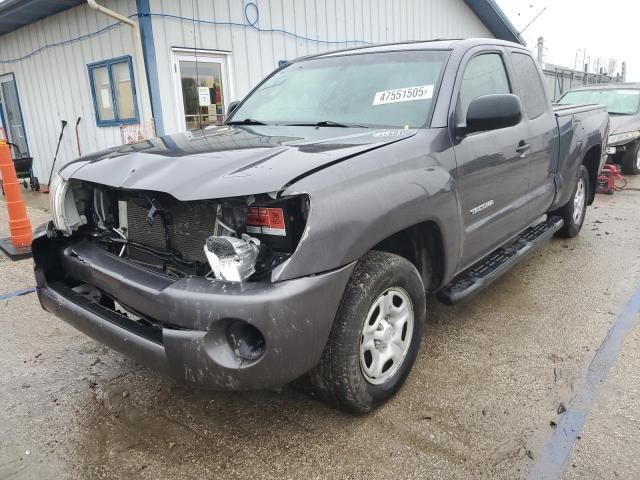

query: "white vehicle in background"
xmin=558 ymin=84 xmax=640 ymax=175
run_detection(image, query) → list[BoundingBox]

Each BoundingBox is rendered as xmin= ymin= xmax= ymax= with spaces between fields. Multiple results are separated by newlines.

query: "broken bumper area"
xmin=33 ymin=233 xmax=354 ymax=389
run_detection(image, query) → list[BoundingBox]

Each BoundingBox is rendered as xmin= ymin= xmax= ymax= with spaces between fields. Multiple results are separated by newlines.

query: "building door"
xmin=0 ymin=74 xmax=29 ymax=158
xmin=172 ymin=51 xmax=231 ymax=131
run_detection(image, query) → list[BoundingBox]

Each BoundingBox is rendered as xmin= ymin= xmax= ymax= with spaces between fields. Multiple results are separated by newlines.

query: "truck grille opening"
xmin=126 ymin=199 xmax=218 ymax=264
xmin=82 ymin=184 xmax=308 ymax=280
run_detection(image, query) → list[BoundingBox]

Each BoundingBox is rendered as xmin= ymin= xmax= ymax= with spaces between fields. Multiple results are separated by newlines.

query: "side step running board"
xmin=437 ymin=216 xmax=564 ymax=305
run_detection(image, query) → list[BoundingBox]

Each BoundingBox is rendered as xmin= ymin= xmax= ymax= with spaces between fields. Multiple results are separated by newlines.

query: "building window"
xmin=88 ymin=56 xmax=138 ymax=126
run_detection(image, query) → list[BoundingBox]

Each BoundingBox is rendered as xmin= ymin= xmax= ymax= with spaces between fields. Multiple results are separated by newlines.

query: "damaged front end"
xmin=35 ymin=176 xmax=353 ymax=389
xmin=49 ymin=176 xmax=310 ymax=282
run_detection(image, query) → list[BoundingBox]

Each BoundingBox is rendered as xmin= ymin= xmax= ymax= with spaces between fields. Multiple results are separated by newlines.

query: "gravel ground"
xmin=1 ymin=178 xmax=640 ymax=479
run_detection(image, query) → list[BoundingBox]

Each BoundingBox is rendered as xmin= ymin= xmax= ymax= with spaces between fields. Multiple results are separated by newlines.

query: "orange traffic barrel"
xmin=0 ymin=140 xmax=32 ymax=260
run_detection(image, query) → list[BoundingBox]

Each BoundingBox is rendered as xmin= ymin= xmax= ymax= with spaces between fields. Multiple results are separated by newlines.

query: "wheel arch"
xmin=582 ymin=144 xmax=601 ymax=205
xmin=372 ymin=220 xmax=446 ymax=292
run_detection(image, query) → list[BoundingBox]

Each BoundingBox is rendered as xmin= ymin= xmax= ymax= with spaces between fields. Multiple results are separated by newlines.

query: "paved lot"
xmin=1 ymin=179 xmax=640 ymax=479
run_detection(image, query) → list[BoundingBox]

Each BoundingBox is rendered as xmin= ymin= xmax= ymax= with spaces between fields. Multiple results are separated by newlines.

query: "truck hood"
xmin=609 ymin=114 xmax=640 ymax=135
xmin=61 ymin=125 xmax=416 ymax=200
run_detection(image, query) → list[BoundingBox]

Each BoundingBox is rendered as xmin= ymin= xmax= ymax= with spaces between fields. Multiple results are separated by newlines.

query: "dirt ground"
xmin=1 ymin=178 xmax=640 ymax=479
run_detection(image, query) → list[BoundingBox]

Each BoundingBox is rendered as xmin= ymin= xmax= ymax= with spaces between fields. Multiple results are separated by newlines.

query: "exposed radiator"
xmin=125 ymin=199 xmax=217 ymax=263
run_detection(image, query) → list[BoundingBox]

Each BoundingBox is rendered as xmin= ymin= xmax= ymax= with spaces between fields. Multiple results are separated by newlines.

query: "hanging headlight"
xmin=50 ymin=175 xmax=87 ymax=235
xmin=204 ymin=234 xmax=261 ymax=282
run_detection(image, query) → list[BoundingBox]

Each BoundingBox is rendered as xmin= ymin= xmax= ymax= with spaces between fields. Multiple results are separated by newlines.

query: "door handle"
xmin=516 ymin=141 xmax=531 ymax=154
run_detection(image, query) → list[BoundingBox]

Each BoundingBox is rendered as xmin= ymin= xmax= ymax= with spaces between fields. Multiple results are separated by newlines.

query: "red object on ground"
xmin=0 ymin=141 xmax=32 ymax=251
xmin=597 ymin=164 xmax=626 ymax=195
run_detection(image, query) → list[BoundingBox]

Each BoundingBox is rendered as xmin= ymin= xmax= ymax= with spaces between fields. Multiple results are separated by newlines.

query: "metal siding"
xmin=0 ymin=0 xmax=140 ymax=181
xmin=0 ymin=0 xmax=494 ymax=178
xmin=149 ymin=0 xmax=492 ymax=135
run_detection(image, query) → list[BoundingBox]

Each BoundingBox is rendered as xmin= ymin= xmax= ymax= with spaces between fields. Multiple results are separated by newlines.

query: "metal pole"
xmin=537 ymin=37 xmax=544 ymax=66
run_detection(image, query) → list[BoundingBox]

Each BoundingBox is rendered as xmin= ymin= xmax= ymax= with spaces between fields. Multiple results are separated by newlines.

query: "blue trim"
xmin=87 ymin=55 xmax=140 ymax=128
xmin=0 ymin=287 xmax=36 ymax=302
xmin=0 ymin=71 xmax=30 ymax=157
xmin=464 ymin=0 xmax=525 ymax=45
xmin=136 ymin=0 xmax=164 ymax=136
xmin=528 ymin=283 xmax=640 ymax=479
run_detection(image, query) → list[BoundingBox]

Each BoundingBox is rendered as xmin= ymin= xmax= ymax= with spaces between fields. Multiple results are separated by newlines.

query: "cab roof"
xmin=295 ymin=38 xmax=528 ymax=62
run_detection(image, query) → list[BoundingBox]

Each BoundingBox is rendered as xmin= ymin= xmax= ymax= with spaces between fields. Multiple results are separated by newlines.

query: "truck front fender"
xmin=274 ymin=130 xmax=460 ymax=284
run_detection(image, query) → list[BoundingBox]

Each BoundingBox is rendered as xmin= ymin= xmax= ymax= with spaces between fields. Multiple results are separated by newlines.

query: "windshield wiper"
xmin=226 ymin=118 xmax=268 ymax=126
xmin=283 ymin=120 xmax=369 ymax=128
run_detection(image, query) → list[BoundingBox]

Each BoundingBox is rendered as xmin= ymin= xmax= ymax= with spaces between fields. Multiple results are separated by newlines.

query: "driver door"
xmin=451 ymin=49 xmax=532 ymax=269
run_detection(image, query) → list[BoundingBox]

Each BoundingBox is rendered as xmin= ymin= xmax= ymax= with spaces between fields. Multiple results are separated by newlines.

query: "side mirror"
xmin=465 ymin=94 xmax=522 ymax=134
xmin=227 ymin=101 xmax=241 ymax=117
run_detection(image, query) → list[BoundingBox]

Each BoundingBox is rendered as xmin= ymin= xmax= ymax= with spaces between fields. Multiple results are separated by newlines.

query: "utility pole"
xmin=536 ymin=37 xmax=544 ymax=66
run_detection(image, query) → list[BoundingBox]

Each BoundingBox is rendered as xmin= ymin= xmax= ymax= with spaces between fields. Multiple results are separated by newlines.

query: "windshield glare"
xmin=559 ymin=89 xmax=640 ymax=115
xmin=229 ymin=50 xmax=450 ymax=129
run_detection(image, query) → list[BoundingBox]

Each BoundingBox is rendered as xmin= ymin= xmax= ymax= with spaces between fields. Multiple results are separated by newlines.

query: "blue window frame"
xmin=88 ymin=56 xmax=139 ymax=127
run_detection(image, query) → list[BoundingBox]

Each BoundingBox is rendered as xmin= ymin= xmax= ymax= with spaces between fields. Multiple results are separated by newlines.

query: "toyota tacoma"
xmin=33 ymin=39 xmax=609 ymax=412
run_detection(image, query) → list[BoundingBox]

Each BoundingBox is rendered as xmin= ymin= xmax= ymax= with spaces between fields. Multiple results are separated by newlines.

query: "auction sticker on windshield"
xmin=373 ymin=85 xmax=434 ymax=105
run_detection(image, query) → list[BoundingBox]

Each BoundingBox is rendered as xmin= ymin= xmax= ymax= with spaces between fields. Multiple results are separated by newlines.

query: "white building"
xmin=0 ymin=0 xmax=522 ymax=186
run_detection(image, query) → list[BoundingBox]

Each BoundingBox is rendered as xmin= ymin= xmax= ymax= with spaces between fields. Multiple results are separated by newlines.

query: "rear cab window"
xmin=510 ymin=52 xmax=548 ymax=119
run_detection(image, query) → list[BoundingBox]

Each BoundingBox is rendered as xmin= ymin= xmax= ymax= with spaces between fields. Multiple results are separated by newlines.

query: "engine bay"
xmin=60 ymin=180 xmax=309 ymax=281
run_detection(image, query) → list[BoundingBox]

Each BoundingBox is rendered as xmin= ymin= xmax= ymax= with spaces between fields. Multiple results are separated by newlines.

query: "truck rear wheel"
xmin=553 ymin=165 xmax=589 ymax=238
xmin=310 ymin=251 xmax=427 ymax=413
xmin=621 ymin=141 xmax=640 ymax=175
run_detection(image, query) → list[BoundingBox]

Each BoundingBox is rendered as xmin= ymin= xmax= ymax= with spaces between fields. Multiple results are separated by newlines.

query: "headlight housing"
xmin=608 ymin=130 xmax=640 ymax=146
xmin=204 ymin=234 xmax=261 ymax=282
xmin=50 ymin=175 xmax=87 ymax=235
xmin=202 ymin=195 xmax=309 ymax=282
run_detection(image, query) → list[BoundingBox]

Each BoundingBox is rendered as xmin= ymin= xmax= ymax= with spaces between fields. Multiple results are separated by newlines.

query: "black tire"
xmin=621 ymin=141 xmax=640 ymax=175
xmin=310 ymin=251 xmax=427 ymax=413
xmin=553 ymin=165 xmax=590 ymax=238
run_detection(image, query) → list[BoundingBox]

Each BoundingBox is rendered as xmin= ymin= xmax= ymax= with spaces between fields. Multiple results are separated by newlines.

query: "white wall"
xmin=150 ymin=0 xmax=494 ymax=134
xmin=0 ymin=0 xmax=143 ymax=181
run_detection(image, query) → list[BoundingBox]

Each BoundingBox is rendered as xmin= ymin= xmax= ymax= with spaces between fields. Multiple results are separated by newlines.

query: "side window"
xmin=458 ymin=53 xmax=511 ymax=119
xmin=511 ymin=52 xmax=548 ymax=119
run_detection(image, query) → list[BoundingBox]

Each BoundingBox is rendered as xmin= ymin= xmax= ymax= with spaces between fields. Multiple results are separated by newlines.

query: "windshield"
xmin=228 ymin=50 xmax=450 ymax=129
xmin=558 ymin=89 xmax=640 ymax=115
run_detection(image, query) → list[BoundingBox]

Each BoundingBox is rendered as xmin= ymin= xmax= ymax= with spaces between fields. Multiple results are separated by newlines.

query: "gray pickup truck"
xmin=33 ymin=39 xmax=608 ymax=412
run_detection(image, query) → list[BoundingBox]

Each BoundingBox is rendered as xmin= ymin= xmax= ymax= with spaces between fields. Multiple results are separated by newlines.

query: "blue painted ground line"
xmin=0 ymin=287 xmax=36 ymax=302
xmin=528 ymin=284 xmax=640 ymax=479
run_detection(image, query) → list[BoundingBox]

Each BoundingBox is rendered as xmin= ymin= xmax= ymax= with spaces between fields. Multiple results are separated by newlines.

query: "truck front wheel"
xmin=553 ymin=165 xmax=590 ymax=238
xmin=311 ymin=251 xmax=427 ymax=413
